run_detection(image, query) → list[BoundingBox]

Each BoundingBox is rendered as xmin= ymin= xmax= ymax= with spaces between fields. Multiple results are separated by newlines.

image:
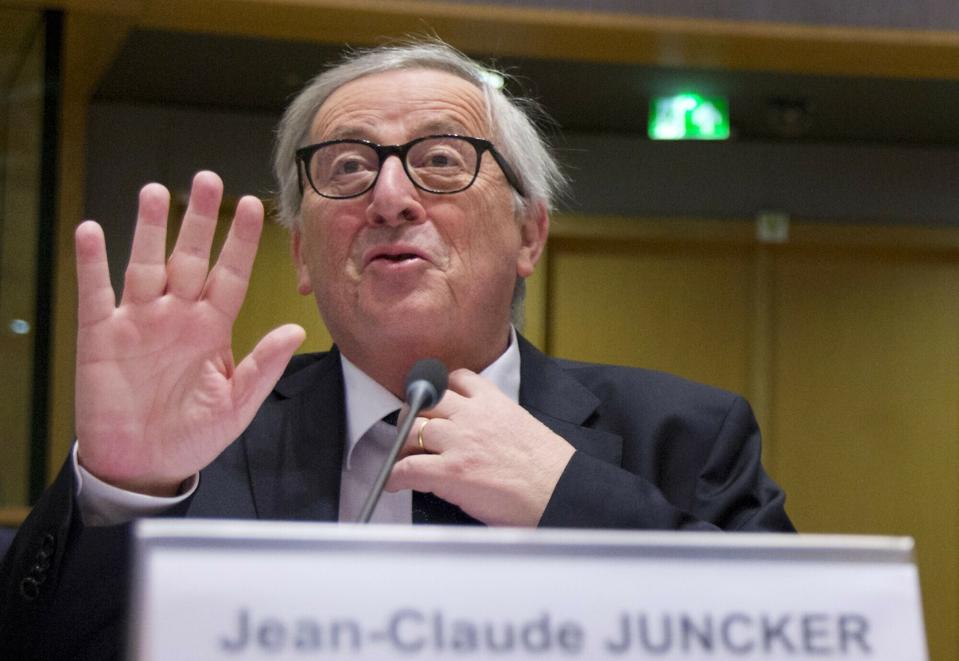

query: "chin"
xmin=382 ymin=311 xmax=454 ymax=344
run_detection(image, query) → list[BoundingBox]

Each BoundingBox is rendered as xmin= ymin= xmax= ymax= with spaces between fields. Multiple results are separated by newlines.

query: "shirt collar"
xmin=340 ymin=326 xmax=521 ymax=468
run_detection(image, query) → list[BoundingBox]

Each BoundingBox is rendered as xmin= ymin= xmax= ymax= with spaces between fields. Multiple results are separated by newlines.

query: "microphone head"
xmin=404 ymin=358 xmax=448 ymax=410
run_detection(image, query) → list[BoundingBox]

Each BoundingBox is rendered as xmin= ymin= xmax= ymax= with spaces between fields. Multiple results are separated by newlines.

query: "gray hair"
xmin=272 ymin=39 xmax=565 ymax=229
xmin=272 ymin=39 xmax=566 ymax=327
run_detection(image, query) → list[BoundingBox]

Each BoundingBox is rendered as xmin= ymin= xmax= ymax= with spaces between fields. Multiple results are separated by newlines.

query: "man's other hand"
xmin=386 ymin=369 xmax=575 ymax=526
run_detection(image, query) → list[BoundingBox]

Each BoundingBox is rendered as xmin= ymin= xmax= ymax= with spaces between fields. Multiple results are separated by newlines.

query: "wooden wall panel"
xmin=543 ymin=218 xmax=959 ymax=661
xmin=771 ymin=251 xmax=959 ymax=661
xmin=548 ymin=242 xmax=753 ymax=396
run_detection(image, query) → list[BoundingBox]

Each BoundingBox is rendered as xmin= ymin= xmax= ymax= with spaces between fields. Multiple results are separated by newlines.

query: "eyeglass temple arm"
xmin=294 ymin=155 xmax=306 ymax=195
xmin=489 ymin=148 xmax=527 ymax=198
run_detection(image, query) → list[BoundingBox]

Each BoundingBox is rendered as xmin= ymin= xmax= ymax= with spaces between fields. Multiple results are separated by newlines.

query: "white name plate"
xmin=129 ymin=521 xmax=927 ymax=660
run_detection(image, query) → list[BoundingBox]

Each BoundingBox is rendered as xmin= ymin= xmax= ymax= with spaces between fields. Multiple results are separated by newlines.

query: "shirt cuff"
xmin=73 ymin=442 xmax=199 ymax=526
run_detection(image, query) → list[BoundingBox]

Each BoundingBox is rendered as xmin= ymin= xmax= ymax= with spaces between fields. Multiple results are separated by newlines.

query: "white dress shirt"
xmin=74 ymin=328 xmax=521 ymax=526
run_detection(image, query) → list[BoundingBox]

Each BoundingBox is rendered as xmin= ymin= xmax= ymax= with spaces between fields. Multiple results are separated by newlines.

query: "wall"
xmin=0 ymin=11 xmax=43 ymax=508
xmin=85 ymin=102 xmax=959 ymax=265
xmin=563 ymin=135 xmax=959 ymax=226
xmin=545 ymin=217 xmax=959 ymax=660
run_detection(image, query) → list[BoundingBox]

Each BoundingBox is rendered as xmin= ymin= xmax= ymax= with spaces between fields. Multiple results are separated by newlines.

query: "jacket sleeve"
xmin=538 ymin=395 xmax=794 ymax=532
xmin=0 ymin=459 xmax=132 ymax=661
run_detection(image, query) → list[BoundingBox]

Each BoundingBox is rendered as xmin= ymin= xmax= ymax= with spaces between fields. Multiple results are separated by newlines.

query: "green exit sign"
xmin=649 ymin=94 xmax=730 ymax=140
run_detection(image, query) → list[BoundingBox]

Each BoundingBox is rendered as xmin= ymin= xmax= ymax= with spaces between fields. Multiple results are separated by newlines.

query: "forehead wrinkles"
xmin=309 ymin=70 xmax=491 ymax=141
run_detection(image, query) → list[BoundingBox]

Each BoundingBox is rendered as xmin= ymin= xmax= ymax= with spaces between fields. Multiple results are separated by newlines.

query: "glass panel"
xmin=0 ymin=8 xmax=43 ymax=507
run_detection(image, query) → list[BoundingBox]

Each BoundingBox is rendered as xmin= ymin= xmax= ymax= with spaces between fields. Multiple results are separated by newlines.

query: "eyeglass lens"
xmin=306 ymin=137 xmax=480 ymax=198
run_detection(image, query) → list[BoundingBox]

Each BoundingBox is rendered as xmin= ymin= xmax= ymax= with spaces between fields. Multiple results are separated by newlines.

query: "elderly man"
xmin=1 ymin=40 xmax=792 ymax=658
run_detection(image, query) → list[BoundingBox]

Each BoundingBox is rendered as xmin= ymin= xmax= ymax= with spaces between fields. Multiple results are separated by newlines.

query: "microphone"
xmin=404 ymin=357 xmax=448 ymax=411
xmin=356 ymin=358 xmax=448 ymax=523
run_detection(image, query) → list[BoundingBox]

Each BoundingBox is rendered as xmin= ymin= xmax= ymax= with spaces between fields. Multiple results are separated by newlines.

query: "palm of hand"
xmin=74 ymin=173 xmax=304 ymax=496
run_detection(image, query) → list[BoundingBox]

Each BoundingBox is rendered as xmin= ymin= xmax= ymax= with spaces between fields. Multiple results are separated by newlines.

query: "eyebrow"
xmin=416 ymin=119 xmax=471 ymax=136
xmin=322 ymin=127 xmax=373 ymax=141
xmin=321 ymin=119 xmax=473 ymax=144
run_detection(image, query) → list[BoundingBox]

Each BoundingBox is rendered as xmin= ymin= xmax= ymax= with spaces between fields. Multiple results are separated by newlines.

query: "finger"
xmin=402 ymin=416 xmax=455 ymax=456
xmin=419 ymin=388 xmax=468 ymax=419
xmin=447 ymin=368 xmax=496 ymax=397
xmin=203 ymin=195 xmax=264 ymax=320
xmin=121 ymin=183 xmax=170 ymax=304
xmin=231 ymin=323 xmax=306 ymax=418
xmin=166 ymin=171 xmax=223 ymax=300
xmin=75 ymin=221 xmax=116 ymax=327
xmin=385 ymin=453 xmax=447 ymax=494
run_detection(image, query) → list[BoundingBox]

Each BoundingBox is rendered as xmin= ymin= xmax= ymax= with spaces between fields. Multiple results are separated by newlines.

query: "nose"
xmin=365 ymin=156 xmax=427 ymax=227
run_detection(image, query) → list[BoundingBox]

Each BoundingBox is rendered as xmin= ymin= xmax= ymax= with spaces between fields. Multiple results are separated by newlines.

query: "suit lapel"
xmin=241 ymin=339 xmax=621 ymax=522
xmin=518 ymin=336 xmax=623 ymax=466
xmin=244 ymin=350 xmax=346 ymax=522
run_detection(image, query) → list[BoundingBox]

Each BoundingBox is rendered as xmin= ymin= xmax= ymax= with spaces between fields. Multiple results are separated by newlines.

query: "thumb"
xmin=231 ymin=324 xmax=306 ymax=417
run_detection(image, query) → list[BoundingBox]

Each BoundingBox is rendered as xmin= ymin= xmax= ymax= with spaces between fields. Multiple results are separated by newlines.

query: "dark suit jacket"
xmin=0 ymin=337 xmax=792 ymax=658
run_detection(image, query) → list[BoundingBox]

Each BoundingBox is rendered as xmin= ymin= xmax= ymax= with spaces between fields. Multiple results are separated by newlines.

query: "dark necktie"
xmin=383 ymin=411 xmax=482 ymax=526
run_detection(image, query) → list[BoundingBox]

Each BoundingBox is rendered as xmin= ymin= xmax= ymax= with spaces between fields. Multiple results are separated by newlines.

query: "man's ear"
xmin=516 ymin=201 xmax=549 ymax=278
xmin=290 ymin=229 xmax=314 ymax=295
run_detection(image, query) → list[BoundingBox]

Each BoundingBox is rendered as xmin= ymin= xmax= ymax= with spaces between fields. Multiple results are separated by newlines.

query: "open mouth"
xmin=376 ymin=253 xmax=420 ymax=263
xmin=364 ymin=245 xmax=429 ymax=267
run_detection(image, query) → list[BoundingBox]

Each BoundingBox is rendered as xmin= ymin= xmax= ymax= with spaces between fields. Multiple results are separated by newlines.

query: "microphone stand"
xmin=356 ymin=388 xmax=435 ymax=523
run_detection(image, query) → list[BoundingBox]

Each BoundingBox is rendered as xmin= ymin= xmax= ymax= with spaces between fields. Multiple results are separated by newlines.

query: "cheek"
xmin=447 ymin=184 xmax=519 ymax=249
xmin=301 ymin=201 xmax=361 ymax=267
xmin=468 ymin=196 xmax=523 ymax=261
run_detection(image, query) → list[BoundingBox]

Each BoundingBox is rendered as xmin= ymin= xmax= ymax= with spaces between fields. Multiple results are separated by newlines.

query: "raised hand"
xmin=74 ymin=172 xmax=305 ymax=496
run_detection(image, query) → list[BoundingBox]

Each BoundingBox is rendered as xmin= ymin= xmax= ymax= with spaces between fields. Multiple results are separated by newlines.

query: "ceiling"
xmin=93 ymin=28 xmax=959 ymax=148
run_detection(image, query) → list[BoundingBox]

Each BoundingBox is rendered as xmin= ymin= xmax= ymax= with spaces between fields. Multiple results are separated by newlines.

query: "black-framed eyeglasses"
xmin=295 ymin=134 xmax=526 ymax=200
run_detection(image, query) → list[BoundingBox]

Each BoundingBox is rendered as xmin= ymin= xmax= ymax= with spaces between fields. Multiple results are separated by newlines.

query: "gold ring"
xmin=417 ymin=418 xmax=432 ymax=452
